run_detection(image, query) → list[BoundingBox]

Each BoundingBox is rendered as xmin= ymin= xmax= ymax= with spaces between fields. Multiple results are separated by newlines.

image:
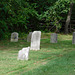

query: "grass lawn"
xmin=0 ymin=33 xmax=75 ymax=75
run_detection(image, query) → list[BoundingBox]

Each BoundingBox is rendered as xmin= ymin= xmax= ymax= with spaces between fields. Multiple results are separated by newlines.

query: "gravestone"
xmin=72 ymin=32 xmax=75 ymax=44
xmin=11 ymin=32 xmax=18 ymax=42
xmin=17 ymin=47 xmax=30 ymax=60
xmin=50 ymin=33 xmax=57 ymax=43
xmin=27 ymin=32 xmax=32 ymax=42
xmin=30 ymin=31 xmax=41 ymax=50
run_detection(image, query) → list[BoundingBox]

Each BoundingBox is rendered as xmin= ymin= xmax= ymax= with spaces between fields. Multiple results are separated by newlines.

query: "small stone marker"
xmin=11 ymin=32 xmax=19 ymax=42
xmin=72 ymin=32 xmax=75 ymax=44
xmin=50 ymin=33 xmax=57 ymax=43
xmin=27 ymin=32 xmax=32 ymax=42
xmin=17 ymin=47 xmax=30 ymax=60
xmin=30 ymin=31 xmax=41 ymax=50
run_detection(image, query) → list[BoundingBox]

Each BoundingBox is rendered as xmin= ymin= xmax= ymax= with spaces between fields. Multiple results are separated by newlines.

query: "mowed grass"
xmin=0 ymin=33 xmax=75 ymax=75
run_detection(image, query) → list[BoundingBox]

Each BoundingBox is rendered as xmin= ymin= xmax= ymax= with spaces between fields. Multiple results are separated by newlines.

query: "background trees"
xmin=0 ymin=0 xmax=75 ymax=40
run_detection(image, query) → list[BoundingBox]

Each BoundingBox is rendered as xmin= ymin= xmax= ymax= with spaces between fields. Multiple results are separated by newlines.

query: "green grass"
xmin=0 ymin=33 xmax=75 ymax=75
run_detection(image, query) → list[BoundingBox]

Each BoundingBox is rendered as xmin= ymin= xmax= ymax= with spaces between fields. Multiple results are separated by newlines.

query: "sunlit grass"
xmin=0 ymin=33 xmax=75 ymax=75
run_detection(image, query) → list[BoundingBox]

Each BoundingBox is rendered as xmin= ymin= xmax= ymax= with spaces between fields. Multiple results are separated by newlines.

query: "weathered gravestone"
xmin=11 ymin=32 xmax=19 ymax=42
xmin=30 ymin=31 xmax=41 ymax=50
xmin=17 ymin=47 xmax=30 ymax=60
xmin=72 ymin=32 xmax=75 ymax=44
xmin=50 ymin=33 xmax=57 ymax=43
xmin=27 ymin=32 xmax=32 ymax=42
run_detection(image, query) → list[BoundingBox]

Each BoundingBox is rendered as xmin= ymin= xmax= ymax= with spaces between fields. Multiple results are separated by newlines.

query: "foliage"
xmin=27 ymin=0 xmax=58 ymax=14
xmin=40 ymin=0 xmax=71 ymax=31
xmin=0 ymin=0 xmax=38 ymax=40
xmin=0 ymin=0 xmax=75 ymax=39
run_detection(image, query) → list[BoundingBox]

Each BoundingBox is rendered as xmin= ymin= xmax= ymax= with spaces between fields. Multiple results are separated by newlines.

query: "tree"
xmin=0 ymin=0 xmax=38 ymax=39
xmin=65 ymin=2 xmax=73 ymax=34
xmin=0 ymin=0 xmax=75 ymax=40
xmin=65 ymin=0 xmax=75 ymax=34
xmin=41 ymin=0 xmax=70 ymax=32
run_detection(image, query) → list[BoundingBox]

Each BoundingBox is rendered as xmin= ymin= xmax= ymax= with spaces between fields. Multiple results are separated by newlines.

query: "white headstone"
xmin=11 ymin=32 xmax=18 ymax=42
xmin=17 ymin=47 xmax=30 ymax=60
xmin=27 ymin=32 xmax=32 ymax=42
xmin=50 ymin=33 xmax=57 ymax=43
xmin=72 ymin=32 xmax=75 ymax=44
xmin=30 ymin=31 xmax=41 ymax=50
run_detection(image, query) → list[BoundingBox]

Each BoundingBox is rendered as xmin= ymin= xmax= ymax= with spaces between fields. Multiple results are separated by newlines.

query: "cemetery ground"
xmin=0 ymin=33 xmax=75 ymax=75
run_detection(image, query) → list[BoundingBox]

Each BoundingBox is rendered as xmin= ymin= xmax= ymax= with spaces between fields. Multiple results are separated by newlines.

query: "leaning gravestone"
xmin=50 ymin=33 xmax=57 ymax=43
xmin=11 ymin=32 xmax=19 ymax=42
xmin=30 ymin=31 xmax=41 ymax=50
xmin=27 ymin=32 xmax=32 ymax=42
xmin=72 ymin=32 xmax=75 ymax=44
xmin=17 ymin=47 xmax=30 ymax=60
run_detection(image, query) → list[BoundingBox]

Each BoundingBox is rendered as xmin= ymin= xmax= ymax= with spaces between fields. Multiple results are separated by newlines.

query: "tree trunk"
xmin=65 ymin=2 xmax=73 ymax=34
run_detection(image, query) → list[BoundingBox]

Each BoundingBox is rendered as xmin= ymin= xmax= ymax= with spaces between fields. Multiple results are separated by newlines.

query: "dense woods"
xmin=0 ymin=0 xmax=75 ymax=40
